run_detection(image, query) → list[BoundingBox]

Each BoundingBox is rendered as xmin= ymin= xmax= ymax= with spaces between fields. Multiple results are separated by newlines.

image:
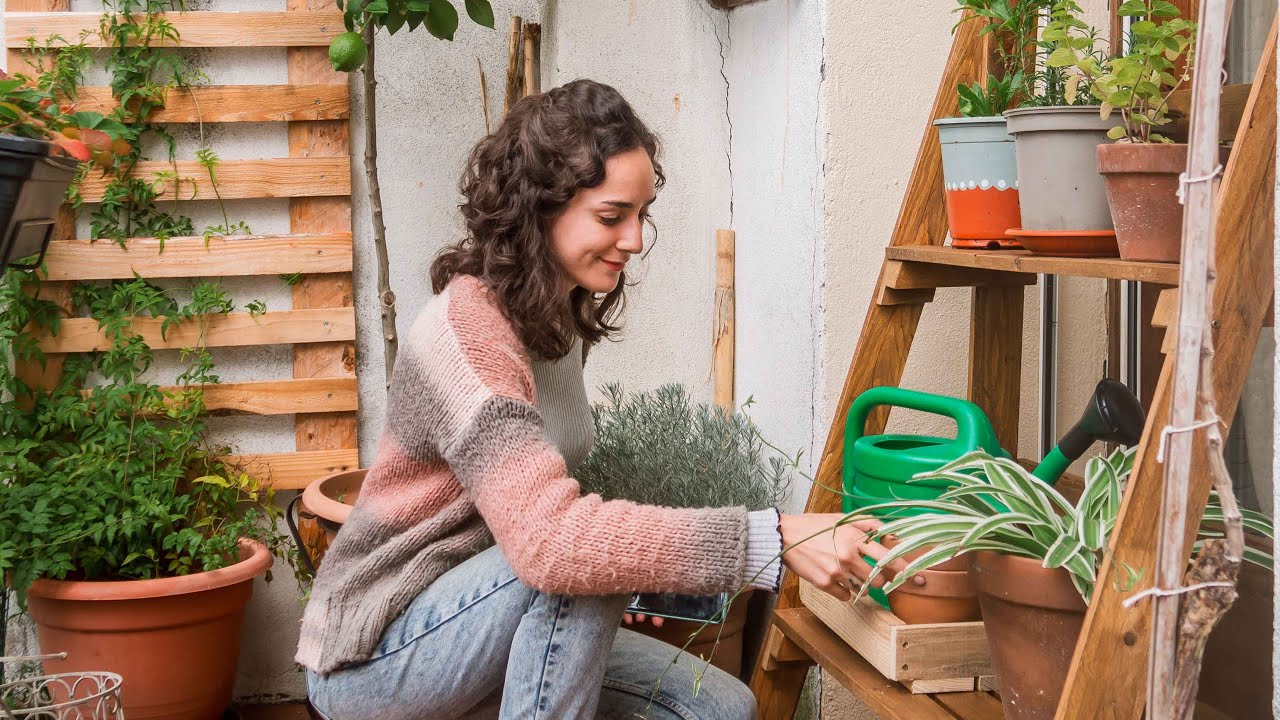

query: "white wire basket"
xmin=0 ymin=654 xmax=123 ymax=720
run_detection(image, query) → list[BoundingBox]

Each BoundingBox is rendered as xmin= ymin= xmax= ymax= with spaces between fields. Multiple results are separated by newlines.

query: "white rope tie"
xmin=1156 ymin=415 xmax=1224 ymax=463
xmin=1122 ymin=581 xmax=1235 ymax=608
xmin=1176 ymin=164 xmax=1224 ymax=205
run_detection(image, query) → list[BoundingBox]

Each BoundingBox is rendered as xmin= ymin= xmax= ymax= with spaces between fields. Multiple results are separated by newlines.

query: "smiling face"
xmin=549 ymin=146 xmax=657 ymax=295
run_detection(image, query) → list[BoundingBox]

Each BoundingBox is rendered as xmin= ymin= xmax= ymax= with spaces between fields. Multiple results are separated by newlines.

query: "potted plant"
xmin=0 ymin=66 xmax=129 ymax=270
xmin=0 ymin=271 xmax=299 ymax=720
xmin=856 ymin=448 xmax=1274 ymax=720
xmin=575 ymin=383 xmax=793 ymax=677
xmin=1081 ymin=0 xmax=1201 ymax=262
xmin=938 ymin=0 xmax=1050 ymax=249
xmin=1000 ymin=0 xmax=1125 ymax=256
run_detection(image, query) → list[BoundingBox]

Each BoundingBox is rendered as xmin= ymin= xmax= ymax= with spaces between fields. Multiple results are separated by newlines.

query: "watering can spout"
xmin=1032 ymin=378 xmax=1146 ymax=483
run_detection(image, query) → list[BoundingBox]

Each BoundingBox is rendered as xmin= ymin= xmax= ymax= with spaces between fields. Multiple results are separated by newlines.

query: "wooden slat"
xmin=176 ymin=378 xmax=357 ymax=415
xmin=883 ymin=260 xmax=1036 ymax=289
xmin=934 ymin=690 xmax=1005 ymax=719
xmin=771 ymin=608 xmax=970 ymax=720
xmin=37 ymin=307 xmax=355 ymax=352
xmin=886 ymin=246 xmax=1182 ymax=285
xmin=75 ymin=158 xmax=351 ymax=202
xmin=287 ymin=0 xmax=360 ymax=502
xmin=40 ymin=234 xmax=352 ymax=280
xmin=969 ymin=284 xmax=1023 ymax=453
xmin=6 ymin=11 xmax=345 ymax=48
xmin=225 ymin=448 xmax=359 ymax=490
xmin=72 ymin=85 xmax=349 ymax=123
xmin=1056 ymin=18 xmax=1277 ymax=720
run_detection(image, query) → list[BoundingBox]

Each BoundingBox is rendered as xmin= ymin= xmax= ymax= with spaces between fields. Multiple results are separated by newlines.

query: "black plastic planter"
xmin=0 ymin=133 xmax=80 ymax=271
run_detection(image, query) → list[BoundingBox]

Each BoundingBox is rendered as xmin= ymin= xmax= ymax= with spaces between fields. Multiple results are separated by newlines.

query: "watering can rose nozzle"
xmin=1033 ymin=378 xmax=1146 ymax=483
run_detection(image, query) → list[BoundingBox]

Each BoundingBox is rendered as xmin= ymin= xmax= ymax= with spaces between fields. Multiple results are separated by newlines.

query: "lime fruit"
xmin=329 ymin=32 xmax=367 ymax=72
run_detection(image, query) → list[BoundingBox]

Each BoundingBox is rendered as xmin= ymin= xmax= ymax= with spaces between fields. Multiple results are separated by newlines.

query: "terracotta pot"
xmin=935 ymin=117 xmax=1022 ymax=248
xmin=1098 ymin=143 xmax=1228 ymax=263
xmin=971 ymin=551 xmax=1087 ymax=720
xmin=888 ymin=567 xmax=981 ymax=624
xmin=627 ymin=590 xmax=752 ymax=677
xmin=301 ymin=468 xmax=365 ymax=567
xmin=882 ymin=534 xmax=969 ymax=572
xmin=25 ymin=540 xmax=273 ymax=720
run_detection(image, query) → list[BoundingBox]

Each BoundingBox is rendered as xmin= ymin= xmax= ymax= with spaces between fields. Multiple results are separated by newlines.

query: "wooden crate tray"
xmin=799 ymin=579 xmax=994 ymax=694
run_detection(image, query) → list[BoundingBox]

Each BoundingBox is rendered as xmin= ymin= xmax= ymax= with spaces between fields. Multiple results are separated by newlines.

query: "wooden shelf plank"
xmin=885 ymin=246 xmax=1181 ymax=285
xmin=169 ymin=377 xmax=358 ymax=415
xmin=225 ymin=448 xmax=359 ymax=490
xmin=772 ymin=608 xmax=997 ymax=720
xmin=40 ymin=234 xmax=352 ymax=280
xmin=36 ymin=307 xmax=356 ymax=353
xmin=75 ymin=158 xmax=351 ymax=202
xmin=73 ymin=85 xmax=349 ymax=123
xmin=6 ymin=11 xmax=345 ymax=48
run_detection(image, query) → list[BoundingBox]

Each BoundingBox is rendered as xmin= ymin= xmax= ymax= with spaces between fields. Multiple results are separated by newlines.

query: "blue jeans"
xmin=305 ymin=545 xmax=758 ymax=720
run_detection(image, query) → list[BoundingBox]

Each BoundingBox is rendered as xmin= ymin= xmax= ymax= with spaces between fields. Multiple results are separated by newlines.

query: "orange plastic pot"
xmin=25 ymin=539 xmax=273 ymax=720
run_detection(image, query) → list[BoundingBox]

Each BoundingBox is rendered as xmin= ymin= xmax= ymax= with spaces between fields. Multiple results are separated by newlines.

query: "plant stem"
xmin=361 ymin=23 xmax=398 ymax=389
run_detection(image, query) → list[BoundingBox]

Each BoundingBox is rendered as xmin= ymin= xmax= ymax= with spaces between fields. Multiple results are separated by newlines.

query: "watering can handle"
xmin=845 ymin=386 xmax=995 ymax=449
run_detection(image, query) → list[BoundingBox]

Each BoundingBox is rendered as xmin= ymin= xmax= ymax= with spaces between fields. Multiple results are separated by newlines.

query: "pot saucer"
xmin=951 ymin=236 xmax=1023 ymax=250
xmin=1004 ymin=228 xmax=1119 ymax=257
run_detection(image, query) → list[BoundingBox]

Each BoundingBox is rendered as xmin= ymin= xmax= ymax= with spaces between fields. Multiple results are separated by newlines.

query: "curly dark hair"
xmin=430 ymin=79 xmax=665 ymax=360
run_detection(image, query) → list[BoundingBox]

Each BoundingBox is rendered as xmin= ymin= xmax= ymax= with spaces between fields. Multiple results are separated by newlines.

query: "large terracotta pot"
xmin=25 ymin=539 xmax=273 ymax=720
xmin=971 ymin=551 xmax=1087 ymax=720
xmin=627 ymin=591 xmax=753 ymax=677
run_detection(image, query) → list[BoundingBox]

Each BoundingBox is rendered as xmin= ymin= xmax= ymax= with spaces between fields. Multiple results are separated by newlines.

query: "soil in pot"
xmin=935 ymin=117 xmax=1022 ymax=249
xmin=970 ymin=551 xmax=1087 ymax=720
xmin=1098 ymin=143 xmax=1229 ymax=263
xmin=26 ymin=540 xmax=273 ymax=720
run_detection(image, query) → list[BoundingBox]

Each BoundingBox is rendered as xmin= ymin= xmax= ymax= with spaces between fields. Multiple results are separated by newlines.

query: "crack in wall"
xmin=716 ymin=19 xmax=734 ymax=226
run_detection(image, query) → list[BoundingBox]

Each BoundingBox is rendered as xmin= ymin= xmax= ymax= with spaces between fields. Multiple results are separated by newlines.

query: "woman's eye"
xmin=599 ymin=216 xmax=622 ymax=226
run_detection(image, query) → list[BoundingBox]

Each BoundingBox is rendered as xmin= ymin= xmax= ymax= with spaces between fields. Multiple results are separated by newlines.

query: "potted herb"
xmin=0 ymin=271 xmax=299 ymax=720
xmin=857 ymin=448 xmax=1273 ymax=720
xmin=1084 ymin=0 xmax=1201 ymax=262
xmin=575 ymin=383 xmax=793 ymax=677
xmin=938 ymin=0 xmax=1048 ymax=249
xmin=1001 ymin=0 xmax=1125 ymax=256
xmin=0 ymin=64 xmax=129 ymax=270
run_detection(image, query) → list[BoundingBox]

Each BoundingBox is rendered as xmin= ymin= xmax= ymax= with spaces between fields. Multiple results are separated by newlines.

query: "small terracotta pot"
xmin=882 ymin=534 xmax=969 ymax=572
xmin=888 ymin=567 xmax=981 ymax=624
xmin=971 ymin=551 xmax=1087 ymax=720
xmin=26 ymin=540 xmax=273 ymax=720
xmin=301 ymin=468 xmax=366 ymax=567
xmin=1097 ymin=143 xmax=1186 ymax=262
xmin=627 ymin=591 xmax=753 ymax=677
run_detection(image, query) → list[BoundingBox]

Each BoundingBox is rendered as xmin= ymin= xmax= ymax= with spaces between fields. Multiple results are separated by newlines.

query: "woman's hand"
xmin=778 ymin=513 xmax=921 ymax=601
xmin=623 ymin=612 xmax=664 ymax=628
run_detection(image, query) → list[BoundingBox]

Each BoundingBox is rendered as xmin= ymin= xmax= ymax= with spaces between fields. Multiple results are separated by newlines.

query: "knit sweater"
xmin=296 ymin=275 xmax=782 ymax=674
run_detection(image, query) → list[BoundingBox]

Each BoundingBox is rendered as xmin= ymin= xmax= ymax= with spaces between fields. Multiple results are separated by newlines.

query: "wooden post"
xmin=713 ymin=229 xmax=735 ymax=411
xmin=504 ymin=17 xmax=522 ymax=112
xmin=1148 ymin=1 xmax=1236 ymax=717
xmin=287 ymin=0 xmax=358 ymax=561
xmin=521 ymin=22 xmax=541 ymax=97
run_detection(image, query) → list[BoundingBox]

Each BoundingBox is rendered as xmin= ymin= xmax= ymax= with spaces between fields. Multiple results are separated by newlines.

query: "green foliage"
xmin=854 ymin=448 xmax=1273 ymax=604
xmin=1061 ymin=0 xmax=1196 ymax=142
xmin=0 ymin=270 xmax=299 ymax=607
xmin=958 ymin=71 xmax=1024 ymax=117
xmin=953 ymin=0 xmax=1050 ymax=107
xmin=330 ymin=0 xmax=496 ymax=72
xmin=1031 ymin=0 xmax=1109 ymax=107
xmin=575 ymin=384 xmax=793 ymax=512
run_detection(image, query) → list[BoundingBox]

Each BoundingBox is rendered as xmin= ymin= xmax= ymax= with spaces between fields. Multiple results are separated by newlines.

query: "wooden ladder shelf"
xmin=749 ymin=8 xmax=1276 ymax=720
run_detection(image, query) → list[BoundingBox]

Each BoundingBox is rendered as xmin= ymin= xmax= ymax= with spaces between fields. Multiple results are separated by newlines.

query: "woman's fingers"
xmin=856 ymin=537 xmax=922 ymax=584
xmin=649 ymin=616 xmax=664 ymax=628
xmin=623 ymin=613 xmax=634 ymax=624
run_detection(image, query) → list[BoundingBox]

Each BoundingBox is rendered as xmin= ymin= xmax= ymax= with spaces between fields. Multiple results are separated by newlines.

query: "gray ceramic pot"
xmin=1004 ymin=106 xmax=1123 ymax=232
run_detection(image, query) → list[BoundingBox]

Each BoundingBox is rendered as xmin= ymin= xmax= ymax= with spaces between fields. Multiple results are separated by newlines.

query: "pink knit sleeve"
xmin=440 ymin=278 xmax=751 ymax=596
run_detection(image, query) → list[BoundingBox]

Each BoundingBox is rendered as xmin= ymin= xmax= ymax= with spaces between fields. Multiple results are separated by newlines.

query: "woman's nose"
xmin=618 ymin=220 xmax=644 ymax=254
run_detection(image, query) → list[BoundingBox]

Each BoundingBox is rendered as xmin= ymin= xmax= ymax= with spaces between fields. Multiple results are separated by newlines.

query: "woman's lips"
xmin=601 ymin=259 xmax=625 ymax=272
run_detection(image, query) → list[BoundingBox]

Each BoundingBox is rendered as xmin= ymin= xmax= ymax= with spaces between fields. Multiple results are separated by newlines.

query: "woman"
xmin=296 ymin=79 xmax=906 ymax=720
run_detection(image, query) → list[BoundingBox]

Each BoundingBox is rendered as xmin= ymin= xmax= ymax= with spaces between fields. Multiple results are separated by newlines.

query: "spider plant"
xmin=854 ymin=447 xmax=1273 ymax=604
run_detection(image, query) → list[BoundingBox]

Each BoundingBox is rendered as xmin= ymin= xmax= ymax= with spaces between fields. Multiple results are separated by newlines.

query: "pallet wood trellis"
xmin=749 ymin=5 xmax=1276 ymax=719
xmin=5 ymin=2 xmax=358 ymax=497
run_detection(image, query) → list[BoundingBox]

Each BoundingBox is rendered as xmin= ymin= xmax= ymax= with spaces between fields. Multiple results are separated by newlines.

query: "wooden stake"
xmin=359 ymin=22 xmax=398 ymax=391
xmin=504 ymin=17 xmax=522 ymax=113
xmin=713 ymin=229 xmax=735 ymax=411
xmin=522 ymin=22 xmax=541 ymax=97
xmin=1147 ymin=1 xmax=1238 ymax=718
xmin=477 ymin=57 xmax=491 ymax=135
